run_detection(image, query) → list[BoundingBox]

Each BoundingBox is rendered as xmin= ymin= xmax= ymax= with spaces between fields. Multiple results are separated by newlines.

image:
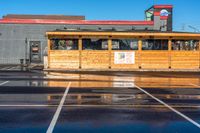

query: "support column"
xmin=108 ymin=37 xmax=112 ymax=69
xmin=138 ymin=39 xmax=142 ymax=69
xmin=199 ymin=40 xmax=200 ymax=69
xmin=168 ymin=39 xmax=172 ymax=69
xmin=78 ymin=37 xmax=82 ymax=69
xmin=47 ymin=39 xmax=50 ymax=69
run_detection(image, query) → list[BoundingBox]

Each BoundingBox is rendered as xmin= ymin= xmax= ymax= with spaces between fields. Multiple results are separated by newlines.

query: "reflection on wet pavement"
xmin=1 ymin=72 xmax=200 ymax=88
xmin=1 ymin=71 xmax=200 ymax=132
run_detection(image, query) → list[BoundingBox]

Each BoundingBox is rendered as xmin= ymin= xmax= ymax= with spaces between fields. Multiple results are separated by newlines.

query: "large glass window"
xmin=142 ymin=39 xmax=168 ymax=50
xmin=172 ymin=40 xmax=199 ymax=51
xmin=50 ymin=39 xmax=78 ymax=50
xmin=82 ymin=38 xmax=108 ymax=50
xmin=112 ymin=39 xmax=138 ymax=50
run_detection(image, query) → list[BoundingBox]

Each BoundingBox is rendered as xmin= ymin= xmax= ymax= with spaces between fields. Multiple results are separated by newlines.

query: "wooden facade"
xmin=46 ymin=31 xmax=200 ymax=71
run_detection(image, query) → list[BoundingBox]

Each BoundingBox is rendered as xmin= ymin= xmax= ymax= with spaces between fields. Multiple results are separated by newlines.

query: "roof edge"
xmin=0 ymin=18 xmax=154 ymax=25
xmin=154 ymin=5 xmax=173 ymax=9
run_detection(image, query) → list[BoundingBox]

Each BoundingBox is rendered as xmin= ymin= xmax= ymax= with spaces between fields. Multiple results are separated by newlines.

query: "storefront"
xmin=0 ymin=5 xmax=172 ymax=65
xmin=46 ymin=31 xmax=200 ymax=71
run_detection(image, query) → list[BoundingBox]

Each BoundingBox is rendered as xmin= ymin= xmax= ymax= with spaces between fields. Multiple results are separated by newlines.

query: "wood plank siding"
xmin=140 ymin=51 xmax=169 ymax=69
xmin=47 ymin=31 xmax=200 ymax=71
xmin=81 ymin=51 xmax=109 ymax=69
xmin=49 ymin=50 xmax=80 ymax=69
xmin=171 ymin=51 xmax=200 ymax=69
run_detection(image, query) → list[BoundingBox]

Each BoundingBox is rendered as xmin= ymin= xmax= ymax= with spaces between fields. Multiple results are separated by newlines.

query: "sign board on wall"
xmin=114 ymin=52 xmax=135 ymax=64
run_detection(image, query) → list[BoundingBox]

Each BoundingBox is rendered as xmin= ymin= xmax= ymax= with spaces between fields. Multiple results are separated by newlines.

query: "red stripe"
xmin=0 ymin=18 xmax=154 ymax=25
xmin=154 ymin=12 xmax=160 ymax=16
xmin=160 ymin=16 xmax=168 ymax=20
xmin=154 ymin=5 xmax=173 ymax=9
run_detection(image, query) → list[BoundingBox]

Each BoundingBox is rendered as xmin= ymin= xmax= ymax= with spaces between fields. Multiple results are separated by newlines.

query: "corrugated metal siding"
xmin=0 ymin=24 xmax=154 ymax=64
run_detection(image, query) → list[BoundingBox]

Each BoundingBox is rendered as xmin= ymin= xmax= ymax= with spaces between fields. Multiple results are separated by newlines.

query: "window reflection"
xmin=82 ymin=38 xmax=108 ymax=50
xmin=112 ymin=39 xmax=138 ymax=50
xmin=172 ymin=40 xmax=199 ymax=51
xmin=142 ymin=39 xmax=168 ymax=50
xmin=50 ymin=39 xmax=78 ymax=50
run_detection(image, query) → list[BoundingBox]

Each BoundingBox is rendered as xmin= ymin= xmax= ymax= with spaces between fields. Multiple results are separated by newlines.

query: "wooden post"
xmin=47 ymin=38 xmax=50 ymax=69
xmin=199 ymin=40 xmax=200 ymax=69
xmin=77 ymin=94 xmax=82 ymax=104
xmin=108 ymin=37 xmax=112 ymax=69
xmin=168 ymin=39 xmax=172 ymax=69
xmin=78 ymin=37 xmax=82 ymax=69
xmin=138 ymin=39 xmax=142 ymax=69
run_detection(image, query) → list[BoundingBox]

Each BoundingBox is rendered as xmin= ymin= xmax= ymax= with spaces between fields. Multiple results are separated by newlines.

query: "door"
xmin=30 ymin=41 xmax=41 ymax=63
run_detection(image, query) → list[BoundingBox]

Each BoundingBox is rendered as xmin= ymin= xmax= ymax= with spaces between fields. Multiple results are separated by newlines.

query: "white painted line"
xmin=190 ymin=83 xmax=200 ymax=88
xmin=46 ymin=82 xmax=71 ymax=133
xmin=134 ymin=84 xmax=200 ymax=129
xmin=7 ymin=67 xmax=17 ymax=70
xmin=0 ymin=81 xmax=9 ymax=86
xmin=46 ymin=74 xmax=79 ymax=79
xmin=1 ymin=67 xmax=10 ymax=70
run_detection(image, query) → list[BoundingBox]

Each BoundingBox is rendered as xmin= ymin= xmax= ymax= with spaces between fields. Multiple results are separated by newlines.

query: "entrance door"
xmin=30 ymin=41 xmax=41 ymax=63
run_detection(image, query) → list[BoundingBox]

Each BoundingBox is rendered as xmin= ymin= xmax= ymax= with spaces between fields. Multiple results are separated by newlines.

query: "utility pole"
xmin=182 ymin=24 xmax=200 ymax=32
xmin=188 ymin=25 xmax=200 ymax=32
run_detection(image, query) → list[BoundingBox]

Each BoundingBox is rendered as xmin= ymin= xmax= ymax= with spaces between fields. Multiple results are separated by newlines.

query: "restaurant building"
xmin=1 ymin=5 xmax=200 ymax=71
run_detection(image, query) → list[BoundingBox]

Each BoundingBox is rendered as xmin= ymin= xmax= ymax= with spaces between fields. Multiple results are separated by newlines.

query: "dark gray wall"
xmin=0 ymin=24 xmax=155 ymax=64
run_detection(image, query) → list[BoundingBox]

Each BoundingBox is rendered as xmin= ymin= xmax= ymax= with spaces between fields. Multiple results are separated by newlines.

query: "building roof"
xmin=3 ymin=14 xmax=85 ymax=20
xmin=0 ymin=19 xmax=154 ymax=25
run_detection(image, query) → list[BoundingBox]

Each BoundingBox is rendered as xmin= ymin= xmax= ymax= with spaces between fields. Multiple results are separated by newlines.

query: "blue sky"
xmin=0 ymin=0 xmax=200 ymax=31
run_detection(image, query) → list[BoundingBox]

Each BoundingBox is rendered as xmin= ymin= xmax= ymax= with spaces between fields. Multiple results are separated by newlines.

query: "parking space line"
xmin=0 ymin=81 xmax=9 ymax=86
xmin=190 ymin=83 xmax=200 ymax=88
xmin=134 ymin=84 xmax=200 ymax=129
xmin=7 ymin=67 xmax=17 ymax=70
xmin=0 ymin=67 xmax=10 ymax=70
xmin=46 ymin=82 xmax=71 ymax=133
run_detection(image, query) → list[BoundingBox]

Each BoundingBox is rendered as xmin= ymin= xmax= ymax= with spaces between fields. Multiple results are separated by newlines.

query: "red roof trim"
xmin=154 ymin=12 xmax=160 ymax=16
xmin=0 ymin=18 xmax=154 ymax=25
xmin=154 ymin=5 xmax=173 ymax=9
xmin=160 ymin=16 xmax=168 ymax=20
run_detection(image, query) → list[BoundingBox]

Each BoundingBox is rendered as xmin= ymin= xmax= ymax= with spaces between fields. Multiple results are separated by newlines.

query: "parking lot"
xmin=0 ymin=71 xmax=200 ymax=133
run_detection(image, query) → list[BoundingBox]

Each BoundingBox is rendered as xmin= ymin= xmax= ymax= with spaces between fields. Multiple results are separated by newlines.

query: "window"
xmin=145 ymin=10 xmax=154 ymax=21
xmin=112 ymin=39 xmax=138 ymax=50
xmin=50 ymin=39 xmax=78 ymax=50
xmin=172 ymin=40 xmax=199 ymax=51
xmin=82 ymin=38 xmax=108 ymax=50
xmin=142 ymin=39 xmax=168 ymax=50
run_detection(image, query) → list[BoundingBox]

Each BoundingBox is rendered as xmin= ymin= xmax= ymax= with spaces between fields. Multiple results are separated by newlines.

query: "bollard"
xmin=20 ymin=59 xmax=24 ymax=71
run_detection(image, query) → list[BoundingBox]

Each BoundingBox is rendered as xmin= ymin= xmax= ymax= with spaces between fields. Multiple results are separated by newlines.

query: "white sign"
xmin=160 ymin=9 xmax=170 ymax=16
xmin=114 ymin=52 xmax=135 ymax=64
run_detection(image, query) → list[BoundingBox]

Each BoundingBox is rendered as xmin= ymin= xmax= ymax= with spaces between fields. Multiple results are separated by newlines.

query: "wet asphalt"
xmin=0 ymin=71 xmax=200 ymax=133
